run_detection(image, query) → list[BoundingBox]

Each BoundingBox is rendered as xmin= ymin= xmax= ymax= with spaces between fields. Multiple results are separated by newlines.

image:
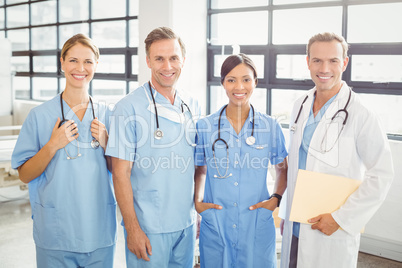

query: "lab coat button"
xmin=233 ymin=202 xmax=237 ymax=207
xmin=236 ymin=139 xmax=239 ymax=142
xmin=234 ymin=182 xmax=238 ymax=186
xmin=232 ymin=224 xmax=237 ymax=228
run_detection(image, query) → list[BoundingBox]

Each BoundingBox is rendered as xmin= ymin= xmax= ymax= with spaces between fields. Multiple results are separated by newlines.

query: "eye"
xmin=69 ymin=59 xmax=77 ymax=63
xmin=85 ymin=60 xmax=93 ymax=64
xmin=244 ymin=78 xmax=251 ymax=82
xmin=156 ymin=57 xmax=163 ymax=61
xmin=227 ymin=79 xmax=235 ymax=83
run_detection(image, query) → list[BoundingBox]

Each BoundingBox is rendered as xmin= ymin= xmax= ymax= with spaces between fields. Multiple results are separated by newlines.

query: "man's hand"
xmin=309 ymin=213 xmax=340 ymax=236
xmin=126 ymin=228 xmax=152 ymax=261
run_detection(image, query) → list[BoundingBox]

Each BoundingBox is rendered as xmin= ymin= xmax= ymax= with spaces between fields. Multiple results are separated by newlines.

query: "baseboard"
xmin=360 ymin=234 xmax=402 ymax=262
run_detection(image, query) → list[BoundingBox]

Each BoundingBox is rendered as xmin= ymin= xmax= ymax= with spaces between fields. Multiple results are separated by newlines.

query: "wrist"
xmin=270 ymin=193 xmax=282 ymax=207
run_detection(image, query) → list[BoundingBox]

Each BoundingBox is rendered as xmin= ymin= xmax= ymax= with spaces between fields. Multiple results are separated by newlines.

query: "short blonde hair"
xmin=61 ymin=33 xmax=100 ymax=61
xmin=307 ymin=32 xmax=349 ymax=59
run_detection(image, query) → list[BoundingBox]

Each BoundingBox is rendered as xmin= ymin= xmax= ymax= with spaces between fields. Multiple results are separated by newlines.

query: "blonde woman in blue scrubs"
xmin=12 ymin=34 xmax=117 ymax=267
xmin=194 ymin=54 xmax=288 ymax=268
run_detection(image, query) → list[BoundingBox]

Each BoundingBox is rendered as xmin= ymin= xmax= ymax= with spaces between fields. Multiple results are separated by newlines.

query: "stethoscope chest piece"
xmin=246 ymin=136 xmax=256 ymax=146
xmin=154 ymin=129 xmax=164 ymax=140
xmin=91 ymin=139 xmax=100 ymax=149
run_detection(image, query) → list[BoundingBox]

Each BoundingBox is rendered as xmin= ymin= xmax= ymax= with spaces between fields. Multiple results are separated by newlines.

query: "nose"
xmin=163 ymin=60 xmax=172 ymax=70
xmin=320 ymin=61 xmax=330 ymax=73
xmin=77 ymin=62 xmax=85 ymax=72
xmin=235 ymin=80 xmax=245 ymax=89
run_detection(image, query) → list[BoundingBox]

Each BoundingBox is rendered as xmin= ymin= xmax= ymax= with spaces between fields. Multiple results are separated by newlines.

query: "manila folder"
xmin=289 ymin=169 xmax=362 ymax=224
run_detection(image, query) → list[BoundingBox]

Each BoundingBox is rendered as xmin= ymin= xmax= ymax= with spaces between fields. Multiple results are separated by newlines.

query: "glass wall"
xmin=1 ymin=0 xmax=139 ymax=103
xmin=207 ymin=0 xmax=402 ymax=137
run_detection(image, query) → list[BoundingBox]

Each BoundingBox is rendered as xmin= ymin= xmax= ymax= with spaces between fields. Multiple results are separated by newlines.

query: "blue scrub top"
xmin=195 ymin=106 xmax=288 ymax=268
xmin=293 ymin=93 xmax=338 ymax=237
xmin=12 ymin=94 xmax=117 ymax=253
xmin=106 ymin=82 xmax=197 ymax=234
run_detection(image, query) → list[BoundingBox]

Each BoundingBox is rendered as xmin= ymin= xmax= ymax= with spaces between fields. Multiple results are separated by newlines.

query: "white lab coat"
xmin=279 ymin=82 xmax=394 ymax=268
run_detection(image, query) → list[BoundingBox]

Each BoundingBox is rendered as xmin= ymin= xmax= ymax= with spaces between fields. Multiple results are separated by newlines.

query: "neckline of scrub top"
xmin=60 ymin=95 xmax=94 ymax=124
xmin=147 ymin=83 xmax=183 ymax=109
xmin=214 ymin=105 xmax=258 ymax=138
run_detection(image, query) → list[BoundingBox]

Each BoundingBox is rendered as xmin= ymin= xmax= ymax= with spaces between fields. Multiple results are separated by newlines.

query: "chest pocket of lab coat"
xmin=307 ymin=118 xmax=352 ymax=168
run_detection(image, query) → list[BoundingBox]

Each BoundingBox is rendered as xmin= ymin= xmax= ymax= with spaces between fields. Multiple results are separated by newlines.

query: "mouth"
xmin=72 ymin=74 xmax=87 ymax=80
xmin=317 ymin=75 xmax=332 ymax=80
xmin=233 ymin=93 xmax=247 ymax=98
xmin=161 ymin=73 xmax=175 ymax=78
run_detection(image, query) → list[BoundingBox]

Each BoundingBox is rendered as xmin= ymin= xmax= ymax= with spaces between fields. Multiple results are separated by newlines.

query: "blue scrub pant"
xmin=36 ymin=245 xmax=115 ymax=268
xmin=125 ymin=224 xmax=196 ymax=268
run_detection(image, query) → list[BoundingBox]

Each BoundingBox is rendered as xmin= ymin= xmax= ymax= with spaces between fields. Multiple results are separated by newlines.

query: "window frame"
xmin=207 ymin=0 xmax=402 ymax=140
xmin=1 ymin=0 xmax=138 ymax=101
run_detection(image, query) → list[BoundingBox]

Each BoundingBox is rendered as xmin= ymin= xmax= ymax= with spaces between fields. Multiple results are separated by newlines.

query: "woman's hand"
xmin=91 ymin=117 xmax=108 ymax=150
xmin=249 ymin=198 xmax=278 ymax=212
xmin=48 ymin=118 xmax=78 ymax=150
xmin=195 ymin=200 xmax=222 ymax=214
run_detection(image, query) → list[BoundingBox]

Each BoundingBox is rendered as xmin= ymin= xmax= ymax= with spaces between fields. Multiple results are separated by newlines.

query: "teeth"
xmin=318 ymin=76 xmax=331 ymax=80
xmin=73 ymin=75 xmax=86 ymax=79
xmin=162 ymin=73 xmax=174 ymax=77
xmin=234 ymin=93 xmax=246 ymax=96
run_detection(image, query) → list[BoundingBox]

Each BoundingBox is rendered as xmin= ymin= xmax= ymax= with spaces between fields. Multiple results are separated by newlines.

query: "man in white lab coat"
xmin=279 ymin=32 xmax=394 ymax=268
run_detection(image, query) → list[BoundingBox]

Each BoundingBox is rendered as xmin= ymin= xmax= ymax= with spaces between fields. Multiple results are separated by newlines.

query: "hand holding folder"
xmin=289 ymin=170 xmax=362 ymax=224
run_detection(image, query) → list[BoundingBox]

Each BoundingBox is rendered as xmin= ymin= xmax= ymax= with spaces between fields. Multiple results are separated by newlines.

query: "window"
xmin=3 ymin=0 xmax=139 ymax=102
xmin=207 ymin=0 xmax=402 ymax=138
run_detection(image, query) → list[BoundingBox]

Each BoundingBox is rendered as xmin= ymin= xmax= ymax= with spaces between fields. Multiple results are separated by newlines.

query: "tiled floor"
xmin=1 ymin=191 xmax=401 ymax=268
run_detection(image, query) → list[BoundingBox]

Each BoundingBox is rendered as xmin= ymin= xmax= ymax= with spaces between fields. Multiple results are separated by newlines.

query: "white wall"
xmin=360 ymin=140 xmax=402 ymax=261
xmin=138 ymin=0 xmax=207 ymax=114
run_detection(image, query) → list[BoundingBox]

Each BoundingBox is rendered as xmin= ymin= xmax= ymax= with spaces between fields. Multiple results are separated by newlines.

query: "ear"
xmin=146 ymin=56 xmax=151 ymax=68
xmin=306 ymin=56 xmax=310 ymax=70
xmin=342 ymin=56 xmax=349 ymax=72
xmin=60 ymin=57 xmax=64 ymax=72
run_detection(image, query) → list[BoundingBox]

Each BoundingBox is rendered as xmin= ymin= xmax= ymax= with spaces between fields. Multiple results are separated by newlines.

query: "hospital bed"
xmin=0 ymin=125 xmax=25 ymax=189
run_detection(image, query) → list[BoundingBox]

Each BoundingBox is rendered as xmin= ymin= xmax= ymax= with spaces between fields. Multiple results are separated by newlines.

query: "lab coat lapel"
xmin=307 ymin=82 xmax=350 ymax=168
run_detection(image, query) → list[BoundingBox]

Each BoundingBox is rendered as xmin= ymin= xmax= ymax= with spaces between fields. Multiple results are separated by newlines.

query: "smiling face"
xmin=60 ymin=43 xmax=97 ymax=90
xmin=222 ymin=63 xmax=256 ymax=108
xmin=307 ymin=40 xmax=349 ymax=94
xmin=146 ymin=38 xmax=185 ymax=92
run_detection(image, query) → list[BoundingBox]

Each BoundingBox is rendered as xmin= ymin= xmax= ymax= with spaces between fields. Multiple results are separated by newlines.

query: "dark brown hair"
xmin=220 ymin=53 xmax=258 ymax=85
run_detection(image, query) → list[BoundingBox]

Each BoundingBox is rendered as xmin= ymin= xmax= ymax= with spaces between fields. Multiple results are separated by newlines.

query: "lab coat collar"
xmin=300 ymin=81 xmax=351 ymax=124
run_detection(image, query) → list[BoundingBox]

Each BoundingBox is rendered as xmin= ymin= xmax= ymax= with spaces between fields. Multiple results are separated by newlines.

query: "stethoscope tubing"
xmin=147 ymin=81 xmax=196 ymax=144
xmin=212 ymin=104 xmax=256 ymax=179
xmin=291 ymin=88 xmax=352 ymax=133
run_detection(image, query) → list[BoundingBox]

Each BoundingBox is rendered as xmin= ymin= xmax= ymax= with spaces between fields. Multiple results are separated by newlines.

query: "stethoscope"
xmin=290 ymin=88 xmax=352 ymax=152
xmin=59 ymin=92 xmax=99 ymax=160
xmin=147 ymin=81 xmax=197 ymax=146
xmin=212 ymin=104 xmax=256 ymax=179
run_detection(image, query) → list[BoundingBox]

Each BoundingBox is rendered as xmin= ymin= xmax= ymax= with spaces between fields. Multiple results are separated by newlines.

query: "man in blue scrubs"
xmin=106 ymin=27 xmax=198 ymax=267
